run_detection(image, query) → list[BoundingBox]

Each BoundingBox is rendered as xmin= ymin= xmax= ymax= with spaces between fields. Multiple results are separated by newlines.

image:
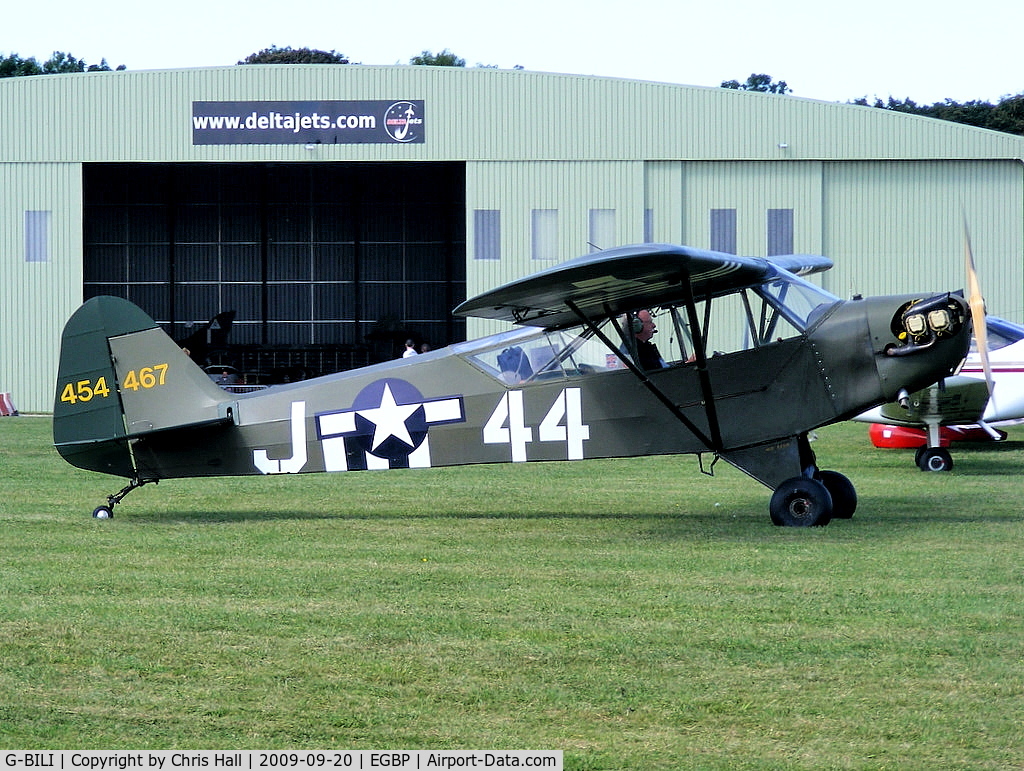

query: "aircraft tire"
xmin=816 ymin=470 xmax=857 ymax=519
xmin=917 ymin=447 xmax=953 ymax=472
xmin=92 ymin=505 xmax=114 ymax=519
xmin=769 ymin=477 xmax=833 ymax=527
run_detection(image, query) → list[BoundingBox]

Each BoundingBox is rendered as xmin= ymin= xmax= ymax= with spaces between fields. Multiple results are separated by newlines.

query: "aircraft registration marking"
xmin=59 ymin=376 xmax=111 ymax=405
xmin=120 ymin=363 xmax=169 ymax=391
xmin=59 ymin=363 xmax=171 ymax=405
xmin=484 ymin=387 xmax=590 ymax=462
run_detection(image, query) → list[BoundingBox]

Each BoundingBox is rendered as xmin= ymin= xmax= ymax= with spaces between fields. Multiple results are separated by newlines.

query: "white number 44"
xmin=483 ymin=387 xmax=590 ymax=462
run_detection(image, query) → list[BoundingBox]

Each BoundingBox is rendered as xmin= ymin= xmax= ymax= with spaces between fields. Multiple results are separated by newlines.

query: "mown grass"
xmin=1 ymin=416 xmax=1022 ymax=768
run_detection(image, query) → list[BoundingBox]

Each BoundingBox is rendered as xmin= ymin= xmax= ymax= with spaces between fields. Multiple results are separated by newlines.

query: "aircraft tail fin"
xmin=53 ymin=296 xmax=232 ymax=477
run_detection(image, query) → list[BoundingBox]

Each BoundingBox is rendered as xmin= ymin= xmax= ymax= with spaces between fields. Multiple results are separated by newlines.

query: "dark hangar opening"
xmin=82 ymin=162 xmax=466 ymax=376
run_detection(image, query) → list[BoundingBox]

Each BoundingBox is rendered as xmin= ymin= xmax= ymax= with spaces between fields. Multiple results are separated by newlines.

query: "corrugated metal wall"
xmin=0 ymin=162 xmax=82 ymax=412
xmin=3 ymin=66 xmax=1023 ymax=411
xmin=823 ymin=160 xmax=1024 ymax=312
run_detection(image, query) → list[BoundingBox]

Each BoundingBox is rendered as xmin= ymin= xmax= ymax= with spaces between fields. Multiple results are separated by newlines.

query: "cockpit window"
xmin=462 ymin=270 xmax=842 ymax=380
xmin=465 ymin=321 xmax=625 ymax=383
xmin=755 ymin=271 xmax=841 ymax=330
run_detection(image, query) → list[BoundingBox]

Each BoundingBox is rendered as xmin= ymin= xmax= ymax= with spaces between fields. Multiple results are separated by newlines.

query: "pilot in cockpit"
xmin=630 ymin=310 xmax=667 ymax=370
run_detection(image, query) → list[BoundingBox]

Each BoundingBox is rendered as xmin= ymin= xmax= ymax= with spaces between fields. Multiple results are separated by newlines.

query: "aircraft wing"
xmin=455 ymin=243 xmax=833 ymax=329
xmin=873 ymin=375 xmax=992 ymax=426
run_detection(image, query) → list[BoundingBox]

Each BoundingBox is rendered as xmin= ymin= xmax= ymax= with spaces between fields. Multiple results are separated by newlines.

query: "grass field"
xmin=1 ymin=415 xmax=1022 ymax=768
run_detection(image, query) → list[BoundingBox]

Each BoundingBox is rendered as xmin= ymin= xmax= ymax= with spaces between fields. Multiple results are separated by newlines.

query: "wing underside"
xmin=876 ymin=376 xmax=991 ymax=426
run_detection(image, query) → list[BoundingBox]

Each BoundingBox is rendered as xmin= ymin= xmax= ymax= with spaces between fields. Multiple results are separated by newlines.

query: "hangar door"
xmin=82 ymin=162 xmax=466 ymax=363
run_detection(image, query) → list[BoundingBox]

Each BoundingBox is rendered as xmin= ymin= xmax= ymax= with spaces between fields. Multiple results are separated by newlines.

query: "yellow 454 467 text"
xmin=60 ymin=364 xmax=169 ymax=405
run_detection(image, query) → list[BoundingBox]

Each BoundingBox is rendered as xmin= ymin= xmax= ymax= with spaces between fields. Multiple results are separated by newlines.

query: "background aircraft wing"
xmin=455 ymin=243 xmax=831 ymax=329
xmin=874 ymin=375 xmax=991 ymax=426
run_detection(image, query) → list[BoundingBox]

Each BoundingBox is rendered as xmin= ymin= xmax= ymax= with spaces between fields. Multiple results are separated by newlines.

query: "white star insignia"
xmin=356 ymin=383 xmax=421 ymax=451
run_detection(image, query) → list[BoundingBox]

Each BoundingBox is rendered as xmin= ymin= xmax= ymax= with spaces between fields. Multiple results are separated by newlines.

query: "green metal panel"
xmin=3 ymin=67 xmax=1024 ymax=164
xmin=823 ymin=160 xmax=1024 ymax=320
xmin=464 ymin=160 xmax=645 ymax=339
xmin=0 ymin=162 xmax=82 ymax=413
xmin=681 ymin=161 xmax=824 ymax=255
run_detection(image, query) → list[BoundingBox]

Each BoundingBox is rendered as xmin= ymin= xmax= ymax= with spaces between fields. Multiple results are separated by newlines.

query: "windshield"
xmin=755 ymin=270 xmax=841 ymax=330
xmin=970 ymin=317 xmax=1024 ymax=354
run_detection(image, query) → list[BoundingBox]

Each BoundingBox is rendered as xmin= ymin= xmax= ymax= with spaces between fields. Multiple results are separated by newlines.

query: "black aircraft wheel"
xmin=769 ymin=477 xmax=833 ymax=527
xmin=816 ymin=470 xmax=857 ymax=519
xmin=917 ymin=447 xmax=953 ymax=473
xmin=92 ymin=505 xmax=114 ymax=519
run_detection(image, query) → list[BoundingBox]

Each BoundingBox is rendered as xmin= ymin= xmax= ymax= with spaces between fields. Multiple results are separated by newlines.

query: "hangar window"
xmin=24 ymin=210 xmax=50 ymax=263
xmin=588 ymin=209 xmax=616 ymax=252
xmin=474 ymin=210 xmax=501 ymax=260
xmin=531 ymin=209 xmax=559 ymax=260
xmin=767 ymin=208 xmax=794 ymax=255
xmin=710 ymin=209 xmax=736 ymax=254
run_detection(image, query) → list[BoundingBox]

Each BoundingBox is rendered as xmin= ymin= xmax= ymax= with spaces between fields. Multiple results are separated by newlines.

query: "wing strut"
xmin=680 ymin=277 xmax=725 ymax=453
xmin=565 ymin=299 xmax=719 ymax=452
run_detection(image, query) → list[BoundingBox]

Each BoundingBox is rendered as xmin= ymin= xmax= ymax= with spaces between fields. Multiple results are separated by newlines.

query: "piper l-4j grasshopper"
xmin=54 ymin=243 xmax=973 ymax=527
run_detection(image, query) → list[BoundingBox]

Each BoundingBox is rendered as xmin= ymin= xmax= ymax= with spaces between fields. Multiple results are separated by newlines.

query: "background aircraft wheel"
xmin=917 ymin=447 xmax=953 ymax=472
xmin=92 ymin=505 xmax=114 ymax=519
xmin=770 ymin=477 xmax=833 ymax=527
xmin=816 ymin=470 xmax=857 ymax=519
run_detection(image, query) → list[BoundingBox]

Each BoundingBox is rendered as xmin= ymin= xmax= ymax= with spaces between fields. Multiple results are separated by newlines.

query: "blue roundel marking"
xmin=351 ymin=378 xmax=429 ymax=461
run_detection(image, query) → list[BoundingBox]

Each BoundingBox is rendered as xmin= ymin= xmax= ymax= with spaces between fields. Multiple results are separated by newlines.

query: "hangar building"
xmin=2 ymin=65 xmax=1023 ymax=412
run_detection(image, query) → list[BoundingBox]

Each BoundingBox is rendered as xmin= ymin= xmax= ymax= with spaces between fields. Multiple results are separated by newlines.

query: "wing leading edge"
xmin=454 ymin=243 xmax=833 ymax=329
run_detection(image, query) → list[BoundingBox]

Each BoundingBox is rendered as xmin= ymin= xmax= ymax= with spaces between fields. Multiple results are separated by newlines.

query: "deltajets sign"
xmin=192 ymin=100 xmax=425 ymax=144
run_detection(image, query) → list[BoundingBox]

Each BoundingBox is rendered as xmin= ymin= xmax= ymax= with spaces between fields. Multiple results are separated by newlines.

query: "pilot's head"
xmin=636 ymin=310 xmax=657 ymax=342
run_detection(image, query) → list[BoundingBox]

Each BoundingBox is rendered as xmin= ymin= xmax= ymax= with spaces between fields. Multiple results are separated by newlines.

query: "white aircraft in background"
xmin=856 ymin=315 xmax=1024 ymax=471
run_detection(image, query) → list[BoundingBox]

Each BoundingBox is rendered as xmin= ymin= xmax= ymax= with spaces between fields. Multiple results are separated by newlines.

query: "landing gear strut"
xmin=769 ymin=434 xmax=857 ymax=527
xmin=92 ymin=476 xmax=154 ymax=518
xmin=915 ymin=418 xmax=954 ymax=472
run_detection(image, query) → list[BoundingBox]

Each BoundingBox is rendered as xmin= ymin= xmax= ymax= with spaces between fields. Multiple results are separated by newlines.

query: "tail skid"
xmin=53 ymin=297 xmax=232 ymax=483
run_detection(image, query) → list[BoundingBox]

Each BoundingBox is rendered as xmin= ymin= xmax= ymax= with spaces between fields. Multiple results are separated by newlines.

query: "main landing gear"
xmin=769 ymin=469 xmax=857 ymax=527
xmin=92 ymin=476 xmax=154 ymax=519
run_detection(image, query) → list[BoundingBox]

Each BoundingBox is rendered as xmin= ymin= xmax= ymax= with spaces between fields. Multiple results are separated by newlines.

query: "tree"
xmin=1 ymin=50 xmax=123 ymax=78
xmin=409 ymin=49 xmax=465 ymax=67
xmin=721 ymin=73 xmax=791 ymax=95
xmin=0 ymin=52 xmax=42 ymax=77
xmin=43 ymin=51 xmax=121 ymax=73
xmin=851 ymin=93 xmax=1024 ymax=136
xmin=239 ymin=46 xmax=350 ymax=65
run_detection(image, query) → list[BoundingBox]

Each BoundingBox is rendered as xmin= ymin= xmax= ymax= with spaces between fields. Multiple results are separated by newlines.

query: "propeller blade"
xmin=964 ymin=224 xmax=994 ymax=396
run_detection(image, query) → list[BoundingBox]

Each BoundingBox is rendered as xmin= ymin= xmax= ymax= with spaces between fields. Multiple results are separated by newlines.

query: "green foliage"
xmin=238 ymin=46 xmax=350 ymax=65
xmin=409 ymin=49 xmax=466 ymax=67
xmin=851 ymin=93 xmax=1024 ymax=136
xmin=2 ymin=417 xmax=1024 ymax=767
xmin=0 ymin=51 xmax=123 ymax=77
xmin=721 ymin=73 xmax=791 ymax=94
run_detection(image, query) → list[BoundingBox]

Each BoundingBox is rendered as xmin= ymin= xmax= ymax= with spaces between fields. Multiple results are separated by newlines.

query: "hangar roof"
xmin=3 ymin=65 xmax=1023 ymax=164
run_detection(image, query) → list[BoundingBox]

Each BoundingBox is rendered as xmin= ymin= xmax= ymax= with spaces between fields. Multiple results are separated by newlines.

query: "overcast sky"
xmin=5 ymin=0 xmax=1020 ymax=105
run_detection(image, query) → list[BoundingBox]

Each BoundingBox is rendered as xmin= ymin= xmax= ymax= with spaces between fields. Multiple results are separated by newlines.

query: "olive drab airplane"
xmin=53 ymin=243 xmax=976 ymax=527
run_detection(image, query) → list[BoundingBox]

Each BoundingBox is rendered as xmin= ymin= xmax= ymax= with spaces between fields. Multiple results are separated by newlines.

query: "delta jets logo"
xmin=384 ymin=101 xmax=424 ymax=143
xmin=316 ymin=379 xmax=464 ymax=471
